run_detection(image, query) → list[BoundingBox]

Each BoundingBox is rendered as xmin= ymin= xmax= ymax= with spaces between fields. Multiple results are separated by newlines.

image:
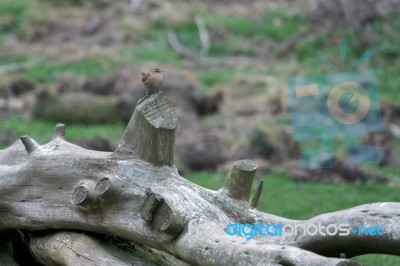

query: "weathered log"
xmin=0 ymin=91 xmax=399 ymax=265
xmin=28 ymin=231 xmax=179 ymax=266
xmin=292 ymin=203 xmax=400 ymax=258
xmin=176 ymin=222 xmax=363 ymax=266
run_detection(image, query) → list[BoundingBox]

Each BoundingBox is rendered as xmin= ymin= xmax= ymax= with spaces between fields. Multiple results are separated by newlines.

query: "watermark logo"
xmin=225 ymin=221 xmax=384 ymax=241
xmin=287 ymin=39 xmax=382 ymax=168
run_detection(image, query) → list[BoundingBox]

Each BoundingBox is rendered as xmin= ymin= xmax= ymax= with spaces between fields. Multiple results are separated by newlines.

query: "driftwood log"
xmin=0 ymin=91 xmax=399 ymax=265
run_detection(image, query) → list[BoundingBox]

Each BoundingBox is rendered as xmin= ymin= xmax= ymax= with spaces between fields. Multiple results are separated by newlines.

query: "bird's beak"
xmin=161 ymin=70 xmax=165 ymax=72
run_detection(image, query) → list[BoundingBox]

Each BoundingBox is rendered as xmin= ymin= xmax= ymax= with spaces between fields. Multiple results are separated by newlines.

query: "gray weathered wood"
xmin=20 ymin=135 xmax=40 ymax=154
xmin=95 ymin=177 xmax=115 ymax=201
xmin=0 ymin=92 xmax=398 ymax=265
xmin=221 ymin=159 xmax=257 ymax=201
xmin=114 ymin=91 xmax=177 ymax=166
xmin=251 ymin=181 xmax=264 ymax=209
xmin=52 ymin=123 xmax=66 ymax=140
xmin=28 ymin=231 xmax=173 ymax=266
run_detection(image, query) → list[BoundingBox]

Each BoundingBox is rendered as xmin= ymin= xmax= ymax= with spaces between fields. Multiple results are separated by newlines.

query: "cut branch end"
xmin=72 ymin=184 xmax=93 ymax=207
xmin=140 ymin=191 xmax=186 ymax=235
xmin=222 ymin=160 xmax=257 ymax=201
xmin=95 ymin=177 xmax=115 ymax=201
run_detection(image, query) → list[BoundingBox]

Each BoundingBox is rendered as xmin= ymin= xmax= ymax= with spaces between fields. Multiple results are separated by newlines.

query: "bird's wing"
xmin=141 ymin=72 xmax=149 ymax=82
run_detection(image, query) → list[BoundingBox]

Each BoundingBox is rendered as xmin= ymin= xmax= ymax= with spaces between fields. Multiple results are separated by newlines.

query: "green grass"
xmin=0 ymin=115 xmax=125 ymax=148
xmin=141 ymin=18 xmax=203 ymax=61
xmin=0 ymin=0 xmax=30 ymax=37
xmin=201 ymin=6 xmax=302 ymax=41
xmin=0 ymin=54 xmax=30 ymax=65
xmin=20 ymin=56 xmax=119 ymax=84
xmin=200 ymin=68 xmax=235 ymax=87
xmin=185 ymin=170 xmax=400 ymax=265
xmin=186 ymin=170 xmax=400 ymax=219
xmin=356 ymin=254 xmax=400 ymax=265
xmin=375 ymin=63 xmax=400 ymax=103
xmin=143 ymin=5 xmax=303 ymax=60
xmin=0 ymin=0 xmax=50 ymax=40
xmin=134 ymin=40 xmax=181 ymax=64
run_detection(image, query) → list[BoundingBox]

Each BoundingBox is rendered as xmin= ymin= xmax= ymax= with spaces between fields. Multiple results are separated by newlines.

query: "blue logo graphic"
xmin=351 ymin=225 xmax=384 ymax=236
xmin=287 ymin=39 xmax=382 ymax=168
xmin=225 ymin=222 xmax=384 ymax=241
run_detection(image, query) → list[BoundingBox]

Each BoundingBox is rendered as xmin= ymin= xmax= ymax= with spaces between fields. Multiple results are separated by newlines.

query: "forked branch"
xmin=0 ymin=91 xmax=398 ymax=265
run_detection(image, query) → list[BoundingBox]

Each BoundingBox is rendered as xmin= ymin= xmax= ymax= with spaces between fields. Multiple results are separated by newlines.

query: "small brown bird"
xmin=141 ymin=68 xmax=164 ymax=97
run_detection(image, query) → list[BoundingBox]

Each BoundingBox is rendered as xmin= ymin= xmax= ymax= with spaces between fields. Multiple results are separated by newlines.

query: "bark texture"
xmin=28 ymin=231 xmax=188 ymax=266
xmin=0 ymin=91 xmax=398 ymax=265
xmin=29 ymin=231 xmax=150 ymax=266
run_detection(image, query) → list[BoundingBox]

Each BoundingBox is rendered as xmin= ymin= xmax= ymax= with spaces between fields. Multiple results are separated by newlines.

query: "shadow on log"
xmin=0 ymin=237 xmax=18 ymax=266
xmin=28 ymin=231 xmax=189 ymax=266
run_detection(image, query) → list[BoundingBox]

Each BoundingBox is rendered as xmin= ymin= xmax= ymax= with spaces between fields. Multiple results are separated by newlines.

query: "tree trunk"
xmin=0 ymin=91 xmax=399 ymax=265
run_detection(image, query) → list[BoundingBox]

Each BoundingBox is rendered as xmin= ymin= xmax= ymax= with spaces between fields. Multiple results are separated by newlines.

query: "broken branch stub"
xmin=72 ymin=184 xmax=94 ymax=207
xmin=222 ymin=159 xmax=257 ymax=201
xmin=20 ymin=136 xmax=40 ymax=154
xmin=251 ymin=181 xmax=264 ymax=209
xmin=95 ymin=177 xmax=115 ymax=202
xmin=140 ymin=190 xmax=186 ymax=235
xmin=152 ymin=200 xmax=186 ymax=234
xmin=140 ymin=191 xmax=163 ymax=222
xmin=114 ymin=91 xmax=178 ymax=166
xmin=52 ymin=123 xmax=66 ymax=140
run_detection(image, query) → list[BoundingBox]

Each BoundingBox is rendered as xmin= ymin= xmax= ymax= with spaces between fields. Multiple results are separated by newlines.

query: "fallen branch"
xmin=0 ymin=91 xmax=398 ymax=265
